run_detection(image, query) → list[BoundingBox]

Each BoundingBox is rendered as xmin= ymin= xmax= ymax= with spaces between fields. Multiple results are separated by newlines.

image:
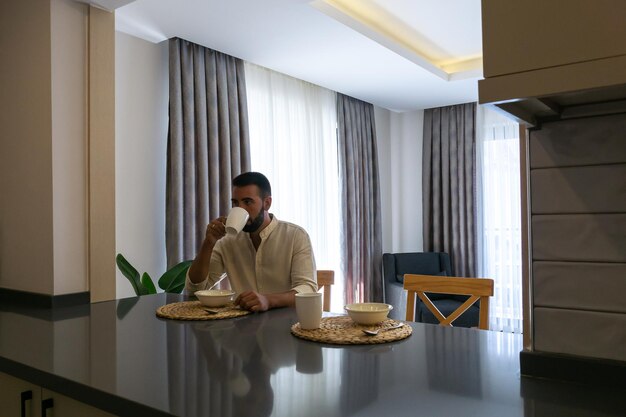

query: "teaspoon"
xmin=362 ymin=322 xmax=404 ymax=336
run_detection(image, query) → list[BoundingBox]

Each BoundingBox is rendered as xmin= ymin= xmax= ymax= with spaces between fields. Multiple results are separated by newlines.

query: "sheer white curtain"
xmin=244 ymin=62 xmax=343 ymax=312
xmin=477 ymin=106 xmax=523 ymax=333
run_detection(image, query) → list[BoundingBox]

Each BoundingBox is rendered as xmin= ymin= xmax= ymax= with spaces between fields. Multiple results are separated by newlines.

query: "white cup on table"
xmin=225 ymin=207 xmax=249 ymax=235
xmin=295 ymin=292 xmax=323 ymax=329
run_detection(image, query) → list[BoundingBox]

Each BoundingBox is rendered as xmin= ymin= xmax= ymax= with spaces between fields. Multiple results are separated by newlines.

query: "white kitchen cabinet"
xmin=0 ymin=372 xmax=42 ymax=417
xmin=0 ymin=372 xmax=115 ymax=417
xmin=40 ymin=389 xmax=115 ymax=417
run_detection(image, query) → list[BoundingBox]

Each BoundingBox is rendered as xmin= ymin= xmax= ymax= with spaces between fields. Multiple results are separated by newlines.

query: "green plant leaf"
xmin=158 ymin=260 xmax=192 ymax=293
xmin=116 ymin=253 xmax=144 ymax=296
xmin=169 ymin=282 xmax=186 ymax=295
xmin=141 ymin=272 xmax=157 ymax=294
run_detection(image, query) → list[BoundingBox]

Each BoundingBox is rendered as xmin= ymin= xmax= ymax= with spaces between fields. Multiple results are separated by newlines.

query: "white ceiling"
xmin=108 ymin=0 xmax=482 ymax=112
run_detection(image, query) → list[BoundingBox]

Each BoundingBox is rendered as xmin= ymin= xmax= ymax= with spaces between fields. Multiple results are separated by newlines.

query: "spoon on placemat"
xmin=362 ymin=322 xmax=404 ymax=336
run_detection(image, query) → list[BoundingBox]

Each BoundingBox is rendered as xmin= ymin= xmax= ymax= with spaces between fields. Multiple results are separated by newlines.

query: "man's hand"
xmin=188 ymin=217 xmax=227 ymax=284
xmin=235 ymin=291 xmax=270 ymax=312
xmin=235 ymin=290 xmax=297 ymax=312
xmin=205 ymin=216 xmax=227 ymax=244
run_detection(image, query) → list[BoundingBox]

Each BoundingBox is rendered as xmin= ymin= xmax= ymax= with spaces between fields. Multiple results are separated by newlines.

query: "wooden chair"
xmin=403 ymin=274 xmax=494 ymax=330
xmin=316 ymin=270 xmax=335 ymax=312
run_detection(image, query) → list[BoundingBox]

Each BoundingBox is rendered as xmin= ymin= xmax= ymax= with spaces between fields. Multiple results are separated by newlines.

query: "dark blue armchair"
xmin=382 ymin=252 xmax=479 ymax=327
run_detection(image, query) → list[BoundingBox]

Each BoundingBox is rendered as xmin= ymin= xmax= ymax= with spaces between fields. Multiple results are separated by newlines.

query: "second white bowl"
xmin=344 ymin=302 xmax=393 ymax=325
xmin=195 ymin=289 xmax=235 ymax=307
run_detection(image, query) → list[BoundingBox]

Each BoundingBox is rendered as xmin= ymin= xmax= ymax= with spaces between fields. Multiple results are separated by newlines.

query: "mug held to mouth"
xmin=225 ymin=207 xmax=250 ymax=235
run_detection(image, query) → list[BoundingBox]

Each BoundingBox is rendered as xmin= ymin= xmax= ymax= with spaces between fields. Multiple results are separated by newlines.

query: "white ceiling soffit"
xmin=74 ymin=0 xmax=135 ymax=12
xmin=112 ymin=0 xmax=482 ymax=112
xmin=311 ymin=0 xmax=483 ymax=81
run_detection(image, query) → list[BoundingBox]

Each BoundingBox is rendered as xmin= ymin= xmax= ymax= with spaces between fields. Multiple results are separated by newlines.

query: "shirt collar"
xmin=259 ymin=214 xmax=278 ymax=240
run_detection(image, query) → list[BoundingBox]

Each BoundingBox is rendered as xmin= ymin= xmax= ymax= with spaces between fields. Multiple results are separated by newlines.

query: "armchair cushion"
xmin=383 ymin=252 xmax=479 ymax=327
xmin=392 ymin=253 xmax=449 ymax=283
xmin=383 ymin=252 xmax=455 ymax=320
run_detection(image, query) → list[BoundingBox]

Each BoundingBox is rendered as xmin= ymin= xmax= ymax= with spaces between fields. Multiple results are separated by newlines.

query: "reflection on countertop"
xmin=1 ymin=293 xmax=625 ymax=417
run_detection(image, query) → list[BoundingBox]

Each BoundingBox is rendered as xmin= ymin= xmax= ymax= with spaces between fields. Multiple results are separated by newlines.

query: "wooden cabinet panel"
xmin=482 ymin=0 xmax=626 ymax=78
xmin=479 ymin=0 xmax=626 ymax=113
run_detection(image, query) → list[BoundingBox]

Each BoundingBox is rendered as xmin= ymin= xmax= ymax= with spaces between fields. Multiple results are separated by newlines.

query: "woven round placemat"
xmin=291 ymin=316 xmax=412 ymax=345
xmin=156 ymin=301 xmax=251 ymax=321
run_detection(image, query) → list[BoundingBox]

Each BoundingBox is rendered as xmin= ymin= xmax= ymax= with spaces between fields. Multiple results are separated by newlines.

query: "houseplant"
xmin=116 ymin=253 xmax=192 ymax=295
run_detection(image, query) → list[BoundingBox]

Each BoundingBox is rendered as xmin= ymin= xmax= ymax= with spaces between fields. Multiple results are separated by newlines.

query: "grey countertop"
xmin=0 ymin=293 xmax=624 ymax=417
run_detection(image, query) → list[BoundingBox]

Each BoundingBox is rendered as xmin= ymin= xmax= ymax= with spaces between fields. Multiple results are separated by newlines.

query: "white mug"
xmin=225 ymin=207 xmax=249 ymax=235
xmin=295 ymin=292 xmax=323 ymax=329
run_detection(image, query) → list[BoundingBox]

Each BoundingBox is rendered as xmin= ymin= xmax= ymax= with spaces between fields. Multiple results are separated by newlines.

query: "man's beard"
xmin=243 ymin=208 xmax=265 ymax=233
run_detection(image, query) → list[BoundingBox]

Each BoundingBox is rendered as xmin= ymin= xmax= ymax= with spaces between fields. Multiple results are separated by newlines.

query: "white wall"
xmin=115 ymin=32 xmax=168 ymax=298
xmin=375 ymin=106 xmax=424 ymax=255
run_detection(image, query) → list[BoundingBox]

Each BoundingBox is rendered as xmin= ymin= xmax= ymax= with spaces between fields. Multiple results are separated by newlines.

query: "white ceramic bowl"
xmin=344 ymin=303 xmax=393 ymax=325
xmin=195 ymin=289 xmax=235 ymax=307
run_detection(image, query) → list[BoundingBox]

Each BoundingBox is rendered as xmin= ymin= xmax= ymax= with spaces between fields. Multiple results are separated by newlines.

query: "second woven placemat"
xmin=156 ymin=301 xmax=251 ymax=320
xmin=291 ymin=316 xmax=412 ymax=345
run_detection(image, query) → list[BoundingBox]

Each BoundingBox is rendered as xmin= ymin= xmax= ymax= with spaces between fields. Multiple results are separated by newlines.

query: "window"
xmin=477 ymin=106 xmax=523 ymax=333
xmin=245 ymin=62 xmax=343 ymax=312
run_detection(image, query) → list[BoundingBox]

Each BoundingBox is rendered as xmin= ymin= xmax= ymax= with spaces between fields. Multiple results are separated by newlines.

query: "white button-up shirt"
xmin=185 ymin=215 xmax=317 ymax=295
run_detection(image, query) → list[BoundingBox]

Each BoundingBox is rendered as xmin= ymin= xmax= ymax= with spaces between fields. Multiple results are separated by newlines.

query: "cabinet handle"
xmin=20 ymin=390 xmax=32 ymax=417
xmin=41 ymin=398 xmax=54 ymax=417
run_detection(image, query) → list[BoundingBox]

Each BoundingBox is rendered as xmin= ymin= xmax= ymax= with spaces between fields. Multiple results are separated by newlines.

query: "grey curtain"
xmin=166 ymin=38 xmax=250 ymax=267
xmin=422 ymin=102 xmax=477 ymax=277
xmin=337 ymin=94 xmax=383 ymax=304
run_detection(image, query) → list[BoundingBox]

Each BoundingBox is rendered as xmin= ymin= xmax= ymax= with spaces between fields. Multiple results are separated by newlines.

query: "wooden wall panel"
xmin=0 ymin=0 xmax=54 ymax=294
xmin=528 ymin=113 xmax=626 ymax=363
xmin=533 ymin=261 xmax=626 ymax=313
xmin=88 ymin=6 xmax=116 ymax=302
xmin=534 ymin=307 xmax=626 ymax=362
xmin=530 ymin=165 xmax=626 ymax=214
xmin=532 ymin=214 xmax=626 ymax=262
xmin=529 ymin=113 xmax=626 ymax=168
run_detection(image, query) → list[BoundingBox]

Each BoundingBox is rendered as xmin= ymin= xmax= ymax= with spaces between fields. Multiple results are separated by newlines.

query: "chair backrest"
xmin=383 ymin=252 xmax=453 ymax=284
xmin=317 ymin=270 xmax=335 ymax=312
xmin=403 ymin=274 xmax=494 ymax=330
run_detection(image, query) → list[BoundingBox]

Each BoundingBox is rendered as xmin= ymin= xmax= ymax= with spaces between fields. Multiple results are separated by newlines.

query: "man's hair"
xmin=232 ymin=172 xmax=272 ymax=198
